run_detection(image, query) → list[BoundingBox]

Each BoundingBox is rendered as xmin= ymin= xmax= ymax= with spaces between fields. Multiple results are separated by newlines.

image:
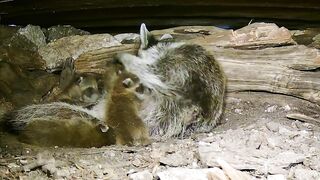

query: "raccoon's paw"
xmin=115 ymin=128 xmax=151 ymax=146
xmin=132 ymin=127 xmax=151 ymax=146
xmin=135 ymin=136 xmax=151 ymax=146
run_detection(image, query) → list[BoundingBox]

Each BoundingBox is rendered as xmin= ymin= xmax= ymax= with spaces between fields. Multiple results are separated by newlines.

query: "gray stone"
xmin=267 ymin=174 xmax=285 ymax=180
xmin=18 ymin=25 xmax=46 ymax=48
xmin=159 ymin=151 xmax=193 ymax=167
xmin=266 ymin=121 xmax=280 ymax=132
xmin=46 ymin=25 xmax=90 ymax=42
xmin=292 ymin=168 xmax=320 ymax=180
xmin=129 ymin=170 xmax=153 ymax=180
xmin=198 ymin=127 xmax=306 ymax=175
xmin=38 ymin=33 xmax=121 ymax=69
xmin=157 ymin=168 xmax=222 ymax=180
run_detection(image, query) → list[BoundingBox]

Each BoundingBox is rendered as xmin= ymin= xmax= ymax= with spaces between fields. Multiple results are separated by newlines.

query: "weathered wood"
xmin=211 ymin=45 xmax=320 ymax=105
xmin=189 ymin=23 xmax=296 ymax=49
xmin=75 ymin=44 xmax=139 ymax=74
xmin=74 ymin=24 xmax=320 ymax=105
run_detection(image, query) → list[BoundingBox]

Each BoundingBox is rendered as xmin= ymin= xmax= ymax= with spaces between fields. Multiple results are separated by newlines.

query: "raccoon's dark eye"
xmin=76 ymin=76 xmax=83 ymax=84
xmin=135 ymin=84 xmax=144 ymax=93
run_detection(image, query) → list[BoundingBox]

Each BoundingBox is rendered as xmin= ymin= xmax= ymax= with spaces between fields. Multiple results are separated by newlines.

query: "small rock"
xmin=55 ymin=168 xmax=70 ymax=178
xmin=226 ymin=97 xmax=242 ymax=104
xmin=265 ymin=105 xmax=277 ymax=113
xmin=160 ymin=152 xmax=193 ymax=167
xmin=127 ymin=169 xmax=138 ymax=175
xmin=42 ymin=162 xmax=57 ymax=176
xmin=234 ymin=109 xmax=242 ymax=114
xmin=216 ymin=158 xmax=252 ymax=180
xmin=150 ymin=148 xmax=165 ymax=160
xmin=292 ymin=168 xmax=320 ymax=180
xmin=129 ymin=170 xmax=153 ymax=180
xmin=158 ymin=168 xmax=231 ymax=180
xmin=1 ymin=32 xmax=45 ymax=69
xmin=7 ymin=163 xmax=20 ymax=169
xmin=271 ymin=151 xmax=305 ymax=169
xmin=267 ymin=174 xmax=285 ymax=180
xmin=246 ymin=130 xmax=266 ymax=149
xmin=19 ymin=159 xmax=28 ymax=165
xmin=306 ymin=156 xmax=320 ymax=172
xmin=45 ymin=25 xmax=90 ymax=42
xmin=132 ymin=158 xmax=143 ymax=167
xmin=18 ymin=24 xmax=46 ymax=48
xmin=278 ymin=127 xmax=297 ymax=137
xmin=266 ymin=137 xmax=277 ymax=148
xmin=266 ymin=121 xmax=280 ymax=132
xmin=39 ymin=33 xmax=121 ymax=69
xmin=282 ymin=105 xmax=291 ymax=111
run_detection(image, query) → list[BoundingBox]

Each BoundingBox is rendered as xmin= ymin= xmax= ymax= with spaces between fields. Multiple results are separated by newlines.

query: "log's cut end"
xmin=74 ymin=44 xmax=139 ymax=74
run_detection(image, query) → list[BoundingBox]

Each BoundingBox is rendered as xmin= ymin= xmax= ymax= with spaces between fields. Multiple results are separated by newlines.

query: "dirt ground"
xmin=1 ymin=92 xmax=320 ymax=179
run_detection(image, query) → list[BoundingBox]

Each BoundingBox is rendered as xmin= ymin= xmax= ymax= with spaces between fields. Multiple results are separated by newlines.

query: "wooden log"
xmin=75 ymin=44 xmax=139 ymax=74
xmin=210 ymin=45 xmax=320 ymax=105
xmin=74 ymin=24 xmax=320 ymax=105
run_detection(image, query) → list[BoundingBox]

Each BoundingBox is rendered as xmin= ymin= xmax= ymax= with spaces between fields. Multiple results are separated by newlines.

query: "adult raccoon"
xmin=116 ymin=24 xmax=226 ymax=138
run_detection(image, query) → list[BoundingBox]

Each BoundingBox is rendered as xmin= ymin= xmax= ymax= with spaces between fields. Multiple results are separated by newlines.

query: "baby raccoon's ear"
xmin=140 ymin=23 xmax=157 ymax=49
xmin=59 ymin=58 xmax=75 ymax=90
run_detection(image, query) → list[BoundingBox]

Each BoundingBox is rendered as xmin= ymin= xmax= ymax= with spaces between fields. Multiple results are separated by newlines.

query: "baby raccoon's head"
xmin=58 ymin=58 xmax=101 ymax=104
xmin=76 ymin=74 xmax=101 ymax=103
xmin=104 ymin=61 xmax=140 ymax=92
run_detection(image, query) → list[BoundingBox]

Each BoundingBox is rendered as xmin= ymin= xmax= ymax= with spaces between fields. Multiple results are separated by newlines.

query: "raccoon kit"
xmin=51 ymin=58 xmax=102 ymax=105
xmin=104 ymin=62 xmax=150 ymax=146
xmin=116 ymin=24 xmax=226 ymax=138
xmin=5 ymin=103 xmax=116 ymax=147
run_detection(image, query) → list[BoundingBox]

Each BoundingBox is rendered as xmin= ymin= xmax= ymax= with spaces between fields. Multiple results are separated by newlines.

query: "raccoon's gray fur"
xmin=116 ymin=24 xmax=226 ymax=138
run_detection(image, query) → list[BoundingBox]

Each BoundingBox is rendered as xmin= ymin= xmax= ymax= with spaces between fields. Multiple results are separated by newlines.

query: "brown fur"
xmin=18 ymin=117 xmax=116 ymax=148
xmin=104 ymin=64 xmax=150 ymax=146
xmin=5 ymin=103 xmax=116 ymax=147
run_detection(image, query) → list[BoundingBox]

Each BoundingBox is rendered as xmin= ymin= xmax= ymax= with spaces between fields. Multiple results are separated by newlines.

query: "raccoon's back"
xmin=156 ymin=43 xmax=225 ymax=93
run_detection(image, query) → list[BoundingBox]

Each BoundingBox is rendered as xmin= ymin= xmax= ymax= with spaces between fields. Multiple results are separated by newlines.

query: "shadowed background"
xmin=1 ymin=0 xmax=320 ymax=32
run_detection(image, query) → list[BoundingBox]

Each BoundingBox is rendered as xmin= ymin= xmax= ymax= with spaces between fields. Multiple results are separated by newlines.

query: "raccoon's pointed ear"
xmin=140 ymin=23 xmax=150 ymax=49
